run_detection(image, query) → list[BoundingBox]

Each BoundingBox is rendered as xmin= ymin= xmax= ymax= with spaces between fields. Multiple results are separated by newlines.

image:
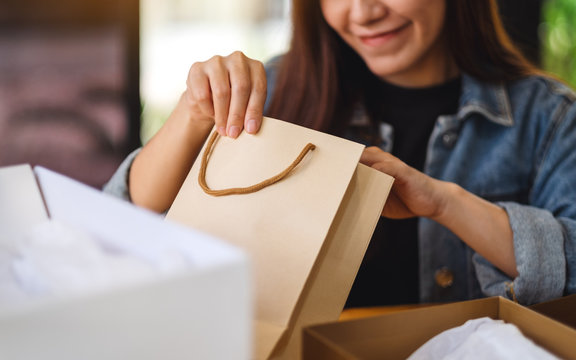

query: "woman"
xmin=104 ymin=0 xmax=576 ymax=306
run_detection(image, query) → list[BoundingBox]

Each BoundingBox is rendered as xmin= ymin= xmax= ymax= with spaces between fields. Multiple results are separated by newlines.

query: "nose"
xmin=350 ymin=0 xmax=388 ymax=25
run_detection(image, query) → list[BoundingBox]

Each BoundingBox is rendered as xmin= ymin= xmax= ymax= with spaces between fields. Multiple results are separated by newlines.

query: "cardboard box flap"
xmin=0 ymin=164 xmax=49 ymax=239
xmin=530 ymin=294 xmax=576 ymax=329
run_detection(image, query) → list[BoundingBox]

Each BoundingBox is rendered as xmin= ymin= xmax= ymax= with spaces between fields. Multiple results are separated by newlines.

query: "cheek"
xmin=410 ymin=1 xmax=446 ymax=37
xmin=391 ymin=0 xmax=446 ymax=35
xmin=391 ymin=0 xmax=445 ymax=15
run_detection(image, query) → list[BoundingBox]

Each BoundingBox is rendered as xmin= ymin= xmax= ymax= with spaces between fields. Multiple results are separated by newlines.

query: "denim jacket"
xmin=415 ymin=74 xmax=576 ymax=305
xmin=104 ymin=63 xmax=576 ymax=306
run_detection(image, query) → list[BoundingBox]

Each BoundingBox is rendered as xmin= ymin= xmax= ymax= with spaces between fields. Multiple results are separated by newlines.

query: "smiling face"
xmin=320 ymin=0 xmax=453 ymax=87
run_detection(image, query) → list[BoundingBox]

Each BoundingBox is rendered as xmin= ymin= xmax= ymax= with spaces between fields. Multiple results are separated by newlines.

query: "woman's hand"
xmin=361 ymin=146 xmax=450 ymax=220
xmin=361 ymin=146 xmax=518 ymax=278
xmin=184 ymin=51 xmax=267 ymax=137
xmin=129 ymin=52 xmax=267 ymax=213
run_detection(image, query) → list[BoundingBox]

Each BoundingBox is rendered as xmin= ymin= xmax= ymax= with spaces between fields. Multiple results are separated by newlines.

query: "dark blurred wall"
xmin=0 ymin=0 xmax=140 ymax=188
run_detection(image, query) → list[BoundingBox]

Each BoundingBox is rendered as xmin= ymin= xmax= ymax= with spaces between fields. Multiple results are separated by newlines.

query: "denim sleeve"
xmin=473 ymin=98 xmax=576 ymax=305
xmin=101 ymin=148 xmax=141 ymax=202
xmin=473 ymin=203 xmax=568 ymax=305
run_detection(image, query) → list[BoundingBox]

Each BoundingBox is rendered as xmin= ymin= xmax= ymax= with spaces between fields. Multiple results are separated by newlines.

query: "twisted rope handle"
xmin=198 ymin=131 xmax=316 ymax=196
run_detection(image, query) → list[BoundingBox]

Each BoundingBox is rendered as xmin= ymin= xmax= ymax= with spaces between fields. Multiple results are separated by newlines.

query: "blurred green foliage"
xmin=542 ymin=0 xmax=576 ymax=88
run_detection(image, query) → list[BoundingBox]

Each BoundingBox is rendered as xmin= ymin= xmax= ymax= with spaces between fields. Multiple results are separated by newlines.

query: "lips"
xmin=358 ymin=22 xmax=411 ymax=47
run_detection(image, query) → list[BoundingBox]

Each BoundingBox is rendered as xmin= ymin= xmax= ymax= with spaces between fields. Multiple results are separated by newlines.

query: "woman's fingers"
xmin=360 ymin=146 xmax=395 ymax=165
xmin=244 ymin=60 xmax=267 ymax=134
xmin=185 ymin=51 xmax=267 ymax=137
xmin=206 ymin=55 xmax=232 ymax=136
xmin=360 ymin=147 xmax=406 ymax=179
xmin=186 ymin=63 xmax=215 ymax=120
xmin=360 ymin=146 xmax=447 ymax=219
xmin=226 ymin=52 xmax=253 ymax=138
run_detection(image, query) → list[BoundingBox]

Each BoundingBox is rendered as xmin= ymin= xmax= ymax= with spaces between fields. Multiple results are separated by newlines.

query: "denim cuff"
xmin=102 ymin=148 xmax=141 ymax=202
xmin=473 ymin=202 xmax=566 ymax=305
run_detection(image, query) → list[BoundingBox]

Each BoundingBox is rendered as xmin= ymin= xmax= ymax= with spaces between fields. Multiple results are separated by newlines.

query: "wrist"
xmin=169 ymin=93 xmax=214 ymax=134
xmin=430 ymin=181 xmax=463 ymax=226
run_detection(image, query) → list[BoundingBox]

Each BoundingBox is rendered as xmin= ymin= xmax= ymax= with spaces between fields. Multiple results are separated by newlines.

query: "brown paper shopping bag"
xmin=166 ymin=117 xmax=393 ymax=359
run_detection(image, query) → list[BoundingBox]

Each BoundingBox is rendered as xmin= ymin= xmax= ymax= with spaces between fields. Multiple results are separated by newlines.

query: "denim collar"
xmin=457 ymin=73 xmax=514 ymax=127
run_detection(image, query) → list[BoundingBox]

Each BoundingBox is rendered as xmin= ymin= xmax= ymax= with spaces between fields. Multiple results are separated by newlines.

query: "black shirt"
xmin=345 ymin=77 xmax=461 ymax=307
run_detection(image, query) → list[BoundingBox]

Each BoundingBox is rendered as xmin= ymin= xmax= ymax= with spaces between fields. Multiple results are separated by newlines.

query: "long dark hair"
xmin=265 ymin=0 xmax=537 ymax=134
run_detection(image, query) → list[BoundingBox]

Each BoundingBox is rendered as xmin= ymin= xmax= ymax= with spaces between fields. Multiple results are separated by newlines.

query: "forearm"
xmin=433 ymin=182 xmax=519 ymax=278
xmin=130 ymin=94 xmax=214 ymax=213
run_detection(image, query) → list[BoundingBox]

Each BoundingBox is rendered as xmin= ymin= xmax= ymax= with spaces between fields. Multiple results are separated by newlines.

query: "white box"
xmin=0 ymin=164 xmax=252 ymax=360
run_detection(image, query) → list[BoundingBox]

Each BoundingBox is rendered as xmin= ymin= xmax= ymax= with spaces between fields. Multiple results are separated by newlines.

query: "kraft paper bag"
xmin=166 ymin=117 xmax=394 ymax=359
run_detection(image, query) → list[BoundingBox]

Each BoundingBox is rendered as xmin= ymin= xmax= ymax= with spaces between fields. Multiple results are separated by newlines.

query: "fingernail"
xmin=228 ymin=125 xmax=241 ymax=138
xmin=217 ymin=127 xmax=226 ymax=136
xmin=246 ymin=120 xmax=257 ymax=134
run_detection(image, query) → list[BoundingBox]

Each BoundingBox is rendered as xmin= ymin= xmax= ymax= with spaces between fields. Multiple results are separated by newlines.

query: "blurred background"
xmin=0 ymin=0 xmax=574 ymax=188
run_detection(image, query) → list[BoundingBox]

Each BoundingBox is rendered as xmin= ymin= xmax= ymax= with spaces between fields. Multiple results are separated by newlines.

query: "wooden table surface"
xmin=340 ymin=303 xmax=442 ymax=321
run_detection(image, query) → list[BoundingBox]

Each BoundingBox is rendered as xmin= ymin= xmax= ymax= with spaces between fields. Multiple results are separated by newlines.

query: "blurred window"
xmin=140 ymin=0 xmax=291 ymax=142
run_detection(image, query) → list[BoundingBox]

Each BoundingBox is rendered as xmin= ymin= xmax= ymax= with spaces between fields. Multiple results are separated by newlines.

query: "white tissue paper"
xmin=407 ymin=317 xmax=560 ymax=360
xmin=0 ymin=219 xmax=192 ymax=307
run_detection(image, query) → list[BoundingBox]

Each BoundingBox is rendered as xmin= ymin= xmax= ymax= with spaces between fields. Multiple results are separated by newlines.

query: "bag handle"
xmin=198 ymin=131 xmax=316 ymax=196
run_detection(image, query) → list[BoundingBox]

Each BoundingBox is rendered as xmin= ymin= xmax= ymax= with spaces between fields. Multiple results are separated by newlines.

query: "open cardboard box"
xmin=0 ymin=164 xmax=252 ymax=360
xmin=303 ymin=296 xmax=576 ymax=360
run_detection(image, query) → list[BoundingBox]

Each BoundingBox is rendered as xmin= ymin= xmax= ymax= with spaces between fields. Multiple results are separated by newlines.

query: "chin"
xmin=366 ymin=62 xmax=410 ymax=81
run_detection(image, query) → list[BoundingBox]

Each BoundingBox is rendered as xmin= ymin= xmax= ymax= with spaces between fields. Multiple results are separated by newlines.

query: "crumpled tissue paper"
xmin=0 ymin=220 xmax=193 ymax=307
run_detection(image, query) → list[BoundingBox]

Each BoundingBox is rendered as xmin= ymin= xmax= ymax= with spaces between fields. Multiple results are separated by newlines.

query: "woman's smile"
xmin=321 ymin=0 xmax=449 ymax=86
xmin=358 ymin=22 xmax=412 ymax=48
